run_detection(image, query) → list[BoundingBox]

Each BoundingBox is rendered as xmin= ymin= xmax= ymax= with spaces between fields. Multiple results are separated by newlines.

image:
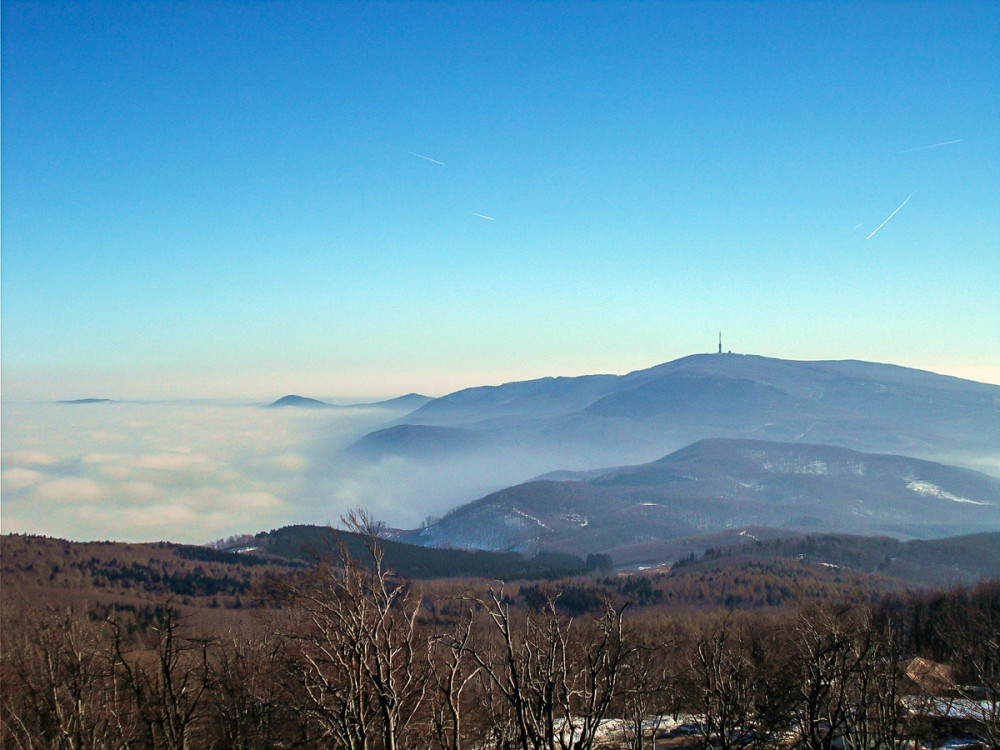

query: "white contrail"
xmin=894 ymin=139 xmax=963 ymax=155
xmin=866 ymin=193 xmax=913 ymax=240
xmin=471 ymin=212 xmax=495 ymax=221
xmin=383 ymin=141 xmax=446 ymax=165
xmin=405 ymin=150 xmax=445 ymax=165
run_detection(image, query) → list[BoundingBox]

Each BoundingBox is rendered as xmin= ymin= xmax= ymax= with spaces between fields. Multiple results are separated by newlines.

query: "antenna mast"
xmin=718 ymin=331 xmax=722 ymax=354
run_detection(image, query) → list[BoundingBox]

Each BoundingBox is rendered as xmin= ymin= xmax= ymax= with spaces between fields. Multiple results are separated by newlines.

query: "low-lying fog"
xmin=5 ymin=398 xmax=999 ymax=546
xmin=1 ymin=400 xmax=520 ymax=545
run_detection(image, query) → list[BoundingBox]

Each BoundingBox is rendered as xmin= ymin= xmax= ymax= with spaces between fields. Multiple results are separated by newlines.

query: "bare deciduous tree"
xmin=427 ymin=610 xmax=482 ymax=750
xmin=210 ymin=621 xmax=303 ymax=749
xmin=109 ymin=605 xmax=211 ymax=750
xmin=467 ymin=584 xmax=631 ymax=750
xmin=617 ymin=622 xmax=682 ymax=750
xmin=691 ymin=619 xmax=756 ymax=750
xmin=790 ymin=602 xmax=866 ymax=750
xmin=936 ymin=586 xmax=1000 ymax=749
xmin=284 ymin=509 xmax=429 ymax=750
xmin=1 ymin=604 xmax=134 ymax=749
xmin=840 ymin=610 xmax=906 ymax=750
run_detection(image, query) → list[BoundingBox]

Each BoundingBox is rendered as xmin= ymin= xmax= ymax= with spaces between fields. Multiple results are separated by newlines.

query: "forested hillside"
xmin=2 ymin=517 xmax=999 ymax=749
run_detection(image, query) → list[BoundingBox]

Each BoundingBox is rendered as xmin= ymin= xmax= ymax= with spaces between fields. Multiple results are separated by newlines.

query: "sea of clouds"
xmin=8 ymin=396 xmax=998 ymax=546
xmin=1 ymin=399 xmax=540 ymax=545
xmin=0 ymin=401 xmax=424 ymax=544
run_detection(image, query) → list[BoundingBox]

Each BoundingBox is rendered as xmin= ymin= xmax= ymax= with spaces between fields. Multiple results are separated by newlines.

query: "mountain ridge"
xmin=346 ymin=355 xmax=1000 ymax=511
xmin=398 ymin=438 xmax=1000 ymax=558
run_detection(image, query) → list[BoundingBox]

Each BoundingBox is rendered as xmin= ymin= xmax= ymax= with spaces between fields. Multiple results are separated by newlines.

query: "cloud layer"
xmin=1 ymin=401 xmax=398 ymax=543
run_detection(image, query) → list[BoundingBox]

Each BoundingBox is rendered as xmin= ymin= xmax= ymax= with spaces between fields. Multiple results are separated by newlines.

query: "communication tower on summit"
xmin=718 ymin=331 xmax=722 ymax=354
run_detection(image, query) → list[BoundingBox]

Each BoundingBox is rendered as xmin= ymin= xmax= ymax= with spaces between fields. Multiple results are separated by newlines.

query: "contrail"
xmin=866 ymin=193 xmax=913 ymax=240
xmin=894 ymin=139 xmax=962 ymax=155
xmin=405 ymin=150 xmax=445 ymax=166
xmin=471 ymin=212 xmax=495 ymax=221
xmin=383 ymin=141 xmax=446 ymax=165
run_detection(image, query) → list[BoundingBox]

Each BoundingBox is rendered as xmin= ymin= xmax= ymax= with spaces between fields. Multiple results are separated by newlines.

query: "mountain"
xmin=372 ymin=393 xmax=433 ymax=411
xmin=348 ymin=355 xmax=1000 ymax=492
xmin=398 ymin=439 xmax=1000 ymax=559
xmin=671 ymin=531 xmax=1000 ymax=588
xmin=347 ymin=424 xmax=491 ymax=459
xmin=267 ymin=393 xmax=431 ymax=411
xmin=268 ymin=394 xmax=332 ymax=408
xmin=57 ymin=398 xmax=113 ymax=404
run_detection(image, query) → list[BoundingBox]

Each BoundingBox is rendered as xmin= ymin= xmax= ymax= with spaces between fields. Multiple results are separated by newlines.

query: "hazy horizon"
xmin=4 ymin=353 xmax=1000 ymax=546
xmin=3 ymin=1 xmax=998 ymax=542
xmin=3 ymin=350 xmax=999 ymax=405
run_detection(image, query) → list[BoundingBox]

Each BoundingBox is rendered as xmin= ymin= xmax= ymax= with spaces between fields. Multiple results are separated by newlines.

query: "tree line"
xmin=2 ymin=512 xmax=998 ymax=749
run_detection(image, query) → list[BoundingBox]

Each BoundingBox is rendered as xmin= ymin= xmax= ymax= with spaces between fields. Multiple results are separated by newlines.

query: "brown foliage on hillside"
xmin=1 ymin=530 xmax=998 ymax=748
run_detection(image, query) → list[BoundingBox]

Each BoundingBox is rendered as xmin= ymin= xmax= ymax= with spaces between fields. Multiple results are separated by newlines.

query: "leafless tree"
xmin=284 ymin=509 xmax=429 ymax=750
xmin=962 ymin=624 xmax=1000 ymax=749
xmin=209 ymin=619 xmax=305 ymax=749
xmin=690 ymin=619 xmax=757 ymax=750
xmin=617 ymin=622 xmax=682 ymax=750
xmin=109 ymin=605 xmax=211 ymax=750
xmin=936 ymin=587 xmax=1000 ymax=749
xmin=742 ymin=621 xmax=798 ymax=750
xmin=465 ymin=584 xmax=631 ymax=750
xmin=1 ymin=604 xmax=134 ymax=749
xmin=790 ymin=602 xmax=867 ymax=750
xmin=426 ymin=610 xmax=482 ymax=750
xmin=839 ymin=610 xmax=906 ymax=750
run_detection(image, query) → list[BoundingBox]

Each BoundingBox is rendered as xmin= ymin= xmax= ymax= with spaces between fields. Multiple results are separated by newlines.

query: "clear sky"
xmin=3 ymin=0 xmax=999 ymax=401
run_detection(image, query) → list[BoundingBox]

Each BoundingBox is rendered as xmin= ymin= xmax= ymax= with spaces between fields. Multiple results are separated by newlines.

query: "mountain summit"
xmin=351 ymin=354 xmax=1000 ymax=469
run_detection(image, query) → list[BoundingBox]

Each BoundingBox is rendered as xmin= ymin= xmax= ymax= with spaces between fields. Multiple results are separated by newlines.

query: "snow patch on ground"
xmin=906 ymin=481 xmax=991 ymax=506
xmin=761 ymin=459 xmax=829 ymax=475
xmin=560 ymin=512 xmax=588 ymax=527
xmin=511 ymin=507 xmax=550 ymax=529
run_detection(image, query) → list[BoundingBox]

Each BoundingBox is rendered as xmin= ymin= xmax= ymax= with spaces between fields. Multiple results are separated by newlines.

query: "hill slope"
xmin=400 ymin=439 xmax=1000 ymax=556
xmin=671 ymin=531 xmax=1000 ymax=588
xmin=348 ymin=355 xmax=1000 ymax=499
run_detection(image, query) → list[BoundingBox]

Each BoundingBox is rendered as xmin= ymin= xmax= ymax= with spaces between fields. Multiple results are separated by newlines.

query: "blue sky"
xmin=3 ymin=0 xmax=999 ymax=401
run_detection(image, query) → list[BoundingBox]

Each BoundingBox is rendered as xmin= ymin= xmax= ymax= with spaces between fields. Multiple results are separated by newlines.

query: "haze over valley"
xmin=1 ymin=398 xmax=417 ymax=543
xmin=4 ymin=354 xmax=999 ymax=552
xmin=3 ymin=0 xmax=998 ymax=554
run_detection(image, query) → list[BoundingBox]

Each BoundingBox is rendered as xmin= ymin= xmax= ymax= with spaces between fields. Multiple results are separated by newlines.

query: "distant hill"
xmin=268 ymin=394 xmax=332 ymax=408
xmin=0 ymin=529 xmax=591 ymax=613
xmin=267 ymin=393 xmax=430 ymax=411
xmin=348 ymin=355 xmax=1000 ymax=484
xmin=2 ymin=531 xmax=940 ymax=618
xmin=57 ymin=398 xmax=113 ymax=404
xmin=373 ymin=393 xmax=433 ymax=411
xmin=671 ymin=531 xmax=1000 ymax=588
xmin=0 ymin=534 xmax=299 ymax=614
xmin=252 ymin=525 xmax=588 ymax=580
xmin=399 ymin=439 xmax=1000 ymax=558
xmin=7 ymin=530 xmax=992 ymax=615
xmin=347 ymin=424 xmax=491 ymax=459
